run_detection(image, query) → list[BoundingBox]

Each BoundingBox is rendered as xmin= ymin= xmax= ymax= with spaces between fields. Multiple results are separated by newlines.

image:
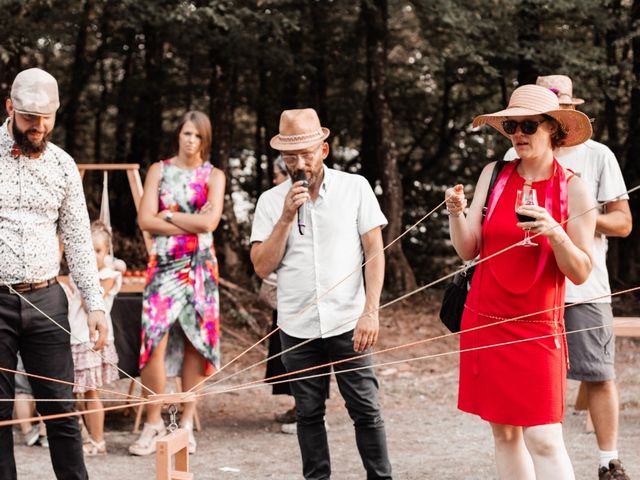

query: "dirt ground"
xmin=13 ymin=298 xmax=640 ymax=480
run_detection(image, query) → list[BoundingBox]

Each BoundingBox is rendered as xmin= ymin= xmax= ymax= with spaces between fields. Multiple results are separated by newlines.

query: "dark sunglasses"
xmin=502 ymin=119 xmax=546 ymax=135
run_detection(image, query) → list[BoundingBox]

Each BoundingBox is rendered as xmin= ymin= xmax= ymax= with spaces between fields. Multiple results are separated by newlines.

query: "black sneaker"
xmin=600 ymin=465 xmax=612 ymax=480
xmin=608 ymin=459 xmax=630 ymax=480
xmin=274 ymin=407 xmax=296 ymax=424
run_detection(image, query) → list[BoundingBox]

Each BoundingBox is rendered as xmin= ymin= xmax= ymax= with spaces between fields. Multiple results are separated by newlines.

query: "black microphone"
xmin=292 ymin=170 xmax=309 ymax=235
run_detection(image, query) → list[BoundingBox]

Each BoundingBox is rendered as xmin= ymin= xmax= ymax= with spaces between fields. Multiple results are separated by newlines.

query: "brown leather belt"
xmin=0 ymin=278 xmax=58 ymax=294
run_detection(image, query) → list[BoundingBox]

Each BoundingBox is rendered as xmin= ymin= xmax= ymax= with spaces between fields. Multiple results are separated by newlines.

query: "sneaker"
xmin=608 ymin=460 xmax=630 ymax=480
xmin=83 ymin=438 xmax=107 ymax=456
xmin=281 ymin=418 xmax=329 ymax=435
xmin=37 ymin=435 xmax=49 ymax=448
xmin=128 ymin=421 xmax=167 ymax=456
xmin=23 ymin=425 xmax=40 ymax=447
xmin=600 ymin=465 xmax=612 ymax=480
xmin=181 ymin=421 xmax=197 ymax=455
xmin=274 ymin=407 xmax=296 ymax=424
xmin=281 ymin=422 xmax=297 ymax=434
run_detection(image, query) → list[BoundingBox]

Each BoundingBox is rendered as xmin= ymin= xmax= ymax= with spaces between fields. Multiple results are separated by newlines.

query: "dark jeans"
xmin=0 ymin=284 xmax=88 ymax=480
xmin=280 ymin=329 xmax=392 ymax=480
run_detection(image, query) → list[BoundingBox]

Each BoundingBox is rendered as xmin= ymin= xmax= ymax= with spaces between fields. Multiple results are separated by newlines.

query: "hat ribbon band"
xmin=278 ymin=130 xmax=324 ymax=143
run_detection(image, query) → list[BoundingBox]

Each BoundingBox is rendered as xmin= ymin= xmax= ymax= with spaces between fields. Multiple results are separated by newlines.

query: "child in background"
xmin=66 ymin=220 xmax=123 ymax=456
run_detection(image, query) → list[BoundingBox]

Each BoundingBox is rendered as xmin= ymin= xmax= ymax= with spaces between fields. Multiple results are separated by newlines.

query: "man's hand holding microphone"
xmin=281 ymin=171 xmax=310 ymax=235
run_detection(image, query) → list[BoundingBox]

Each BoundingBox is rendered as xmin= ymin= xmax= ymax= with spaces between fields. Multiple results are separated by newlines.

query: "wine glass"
xmin=515 ymin=188 xmax=538 ymax=247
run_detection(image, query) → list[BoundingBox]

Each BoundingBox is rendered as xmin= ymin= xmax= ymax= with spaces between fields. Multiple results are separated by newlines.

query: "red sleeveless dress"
xmin=458 ymin=160 xmax=570 ymax=426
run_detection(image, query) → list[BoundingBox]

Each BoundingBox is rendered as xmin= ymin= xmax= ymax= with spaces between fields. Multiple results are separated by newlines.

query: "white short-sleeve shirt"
xmin=250 ymin=166 xmax=388 ymax=339
xmin=504 ymin=140 xmax=628 ymax=302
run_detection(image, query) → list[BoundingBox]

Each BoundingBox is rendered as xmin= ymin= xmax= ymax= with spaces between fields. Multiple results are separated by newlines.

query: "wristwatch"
xmin=164 ymin=211 xmax=174 ymax=223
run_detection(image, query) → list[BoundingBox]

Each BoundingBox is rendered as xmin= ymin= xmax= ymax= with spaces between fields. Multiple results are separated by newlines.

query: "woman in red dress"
xmin=445 ymin=85 xmax=596 ymax=479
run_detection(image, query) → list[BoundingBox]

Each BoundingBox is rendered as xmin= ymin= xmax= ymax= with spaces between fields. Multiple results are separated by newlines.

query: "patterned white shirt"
xmin=0 ymin=119 xmax=104 ymax=311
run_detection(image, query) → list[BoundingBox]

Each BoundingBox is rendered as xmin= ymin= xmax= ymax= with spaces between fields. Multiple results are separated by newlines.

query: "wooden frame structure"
xmin=156 ymin=429 xmax=193 ymax=480
xmin=77 ymin=163 xmax=144 ymax=207
xmin=77 ymin=163 xmax=152 ymax=256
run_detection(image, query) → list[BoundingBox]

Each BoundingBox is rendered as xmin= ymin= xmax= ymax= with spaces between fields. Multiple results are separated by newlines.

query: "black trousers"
xmin=280 ymin=329 xmax=392 ymax=480
xmin=265 ymin=311 xmax=293 ymax=396
xmin=0 ymin=284 xmax=88 ymax=480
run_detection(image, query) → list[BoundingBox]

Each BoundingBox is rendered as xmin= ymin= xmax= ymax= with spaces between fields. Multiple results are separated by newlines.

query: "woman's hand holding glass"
xmin=516 ymin=196 xmax=563 ymax=246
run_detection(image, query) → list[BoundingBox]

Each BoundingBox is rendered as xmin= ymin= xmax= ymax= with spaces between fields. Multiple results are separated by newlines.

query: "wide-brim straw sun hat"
xmin=270 ymin=108 xmax=330 ymax=151
xmin=472 ymin=84 xmax=592 ymax=147
xmin=536 ymin=74 xmax=585 ymax=105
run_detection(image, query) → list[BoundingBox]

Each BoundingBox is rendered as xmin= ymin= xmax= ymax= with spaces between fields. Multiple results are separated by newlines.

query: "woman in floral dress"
xmin=130 ymin=111 xmax=225 ymax=456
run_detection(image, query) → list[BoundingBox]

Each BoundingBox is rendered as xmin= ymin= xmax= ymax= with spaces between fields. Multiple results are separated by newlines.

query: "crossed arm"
xmin=137 ymin=161 xmax=226 ymax=235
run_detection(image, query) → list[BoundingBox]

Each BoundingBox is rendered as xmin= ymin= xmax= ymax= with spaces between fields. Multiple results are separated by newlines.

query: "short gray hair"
xmin=274 ymin=156 xmax=287 ymax=174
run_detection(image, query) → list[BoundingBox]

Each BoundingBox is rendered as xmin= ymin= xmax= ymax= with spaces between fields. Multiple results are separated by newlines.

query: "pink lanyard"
xmin=484 ymin=158 xmax=569 ymax=285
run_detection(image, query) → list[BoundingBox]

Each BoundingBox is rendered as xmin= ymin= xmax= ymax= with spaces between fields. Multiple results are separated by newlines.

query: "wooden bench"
xmin=574 ymin=317 xmax=640 ymax=432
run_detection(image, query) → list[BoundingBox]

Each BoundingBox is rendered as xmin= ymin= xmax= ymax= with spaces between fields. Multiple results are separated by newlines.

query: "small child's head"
xmin=91 ymin=220 xmax=112 ymax=269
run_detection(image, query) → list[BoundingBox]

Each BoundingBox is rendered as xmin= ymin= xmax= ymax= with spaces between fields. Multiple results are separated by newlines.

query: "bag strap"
xmin=481 ymin=160 xmax=508 ymax=223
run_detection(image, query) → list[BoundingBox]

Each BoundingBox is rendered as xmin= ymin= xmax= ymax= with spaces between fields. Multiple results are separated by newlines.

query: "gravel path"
xmin=13 ymin=312 xmax=640 ymax=480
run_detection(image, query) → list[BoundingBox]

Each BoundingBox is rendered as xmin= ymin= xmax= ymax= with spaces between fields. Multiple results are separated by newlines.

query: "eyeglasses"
xmin=282 ymin=144 xmax=322 ymax=166
xmin=502 ymin=119 xmax=547 ymax=135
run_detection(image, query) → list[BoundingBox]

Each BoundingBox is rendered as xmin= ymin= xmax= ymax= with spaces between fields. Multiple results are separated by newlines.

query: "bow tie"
xmin=11 ymin=144 xmax=42 ymax=159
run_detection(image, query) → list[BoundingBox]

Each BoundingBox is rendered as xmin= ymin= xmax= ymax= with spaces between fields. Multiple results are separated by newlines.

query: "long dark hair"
xmin=175 ymin=110 xmax=212 ymax=162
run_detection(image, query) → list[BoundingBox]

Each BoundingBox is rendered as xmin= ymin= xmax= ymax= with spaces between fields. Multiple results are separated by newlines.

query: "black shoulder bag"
xmin=439 ymin=160 xmax=507 ymax=333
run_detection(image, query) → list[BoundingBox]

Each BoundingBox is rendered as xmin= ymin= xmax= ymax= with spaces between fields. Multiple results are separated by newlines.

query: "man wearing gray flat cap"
xmin=0 ymin=67 xmax=107 ymax=480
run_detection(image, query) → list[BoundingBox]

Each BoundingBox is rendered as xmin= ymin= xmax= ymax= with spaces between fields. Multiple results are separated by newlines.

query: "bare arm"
xmin=353 ymin=226 xmax=385 ymax=353
xmin=250 ymin=180 xmax=309 ymax=279
xmin=162 ymin=168 xmax=226 ymax=234
xmin=596 ymin=199 xmax=632 ymax=237
xmin=446 ymin=162 xmax=496 ymax=260
xmin=137 ymin=162 xmax=191 ymax=236
xmin=100 ymin=277 xmax=116 ymax=300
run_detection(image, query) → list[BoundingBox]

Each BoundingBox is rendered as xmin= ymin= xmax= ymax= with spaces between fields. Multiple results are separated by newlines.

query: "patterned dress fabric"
xmin=139 ymin=160 xmax=220 ymax=376
xmin=458 ymin=160 xmax=570 ymax=426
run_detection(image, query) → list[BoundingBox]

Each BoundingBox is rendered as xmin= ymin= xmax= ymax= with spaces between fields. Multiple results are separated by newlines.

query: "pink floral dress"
xmin=139 ymin=160 xmax=220 ymax=376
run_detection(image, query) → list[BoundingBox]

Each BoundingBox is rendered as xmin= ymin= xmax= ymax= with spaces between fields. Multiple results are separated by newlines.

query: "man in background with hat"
xmin=250 ymin=108 xmax=392 ymax=479
xmin=0 ymin=67 xmax=107 ymax=479
xmin=505 ymin=74 xmax=632 ymax=480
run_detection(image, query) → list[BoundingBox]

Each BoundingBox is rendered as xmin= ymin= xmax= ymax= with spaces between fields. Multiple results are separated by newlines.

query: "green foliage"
xmin=2 ymin=0 xmax=639 ymax=284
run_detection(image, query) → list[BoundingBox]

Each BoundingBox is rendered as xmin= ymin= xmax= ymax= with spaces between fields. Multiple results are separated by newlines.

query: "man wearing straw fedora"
xmin=505 ymin=75 xmax=632 ymax=480
xmin=250 ymin=108 xmax=392 ymax=479
xmin=0 ymin=68 xmax=107 ymax=479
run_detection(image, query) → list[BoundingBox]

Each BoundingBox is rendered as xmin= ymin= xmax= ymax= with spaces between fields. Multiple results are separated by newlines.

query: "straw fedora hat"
xmin=472 ymin=84 xmax=592 ymax=147
xmin=270 ymin=108 xmax=330 ymax=151
xmin=536 ymin=75 xmax=585 ymax=105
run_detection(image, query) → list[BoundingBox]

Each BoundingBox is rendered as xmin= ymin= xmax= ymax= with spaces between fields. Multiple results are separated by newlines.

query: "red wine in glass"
xmin=515 ymin=188 xmax=538 ymax=247
xmin=516 ymin=212 xmax=536 ymax=223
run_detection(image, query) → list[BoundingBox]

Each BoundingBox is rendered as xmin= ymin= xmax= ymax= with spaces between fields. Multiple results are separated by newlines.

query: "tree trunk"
xmin=63 ymin=0 xmax=95 ymax=159
xmin=621 ymin=0 xmax=640 ymax=284
xmin=94 ymin=59 xmax=107 ymax=164
xmin=127 ymin=25 xmax=163 ymax=167
xmin=516 ymin=0 xmax=540 ymax=86
xmin=209 ymin=52 xmax=252 ymax=287
xmin=602 ymin=0 xmax=623 ymax=282
xmin=361 ymin=0 xmax=417 ymax=295
xmin=309 ymin=2 xmax=333 ymax=167
xmin=255 ymin=58 xmax=268 ymax=193
xmin=112 ymin=33 xmax=136 ymax=236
